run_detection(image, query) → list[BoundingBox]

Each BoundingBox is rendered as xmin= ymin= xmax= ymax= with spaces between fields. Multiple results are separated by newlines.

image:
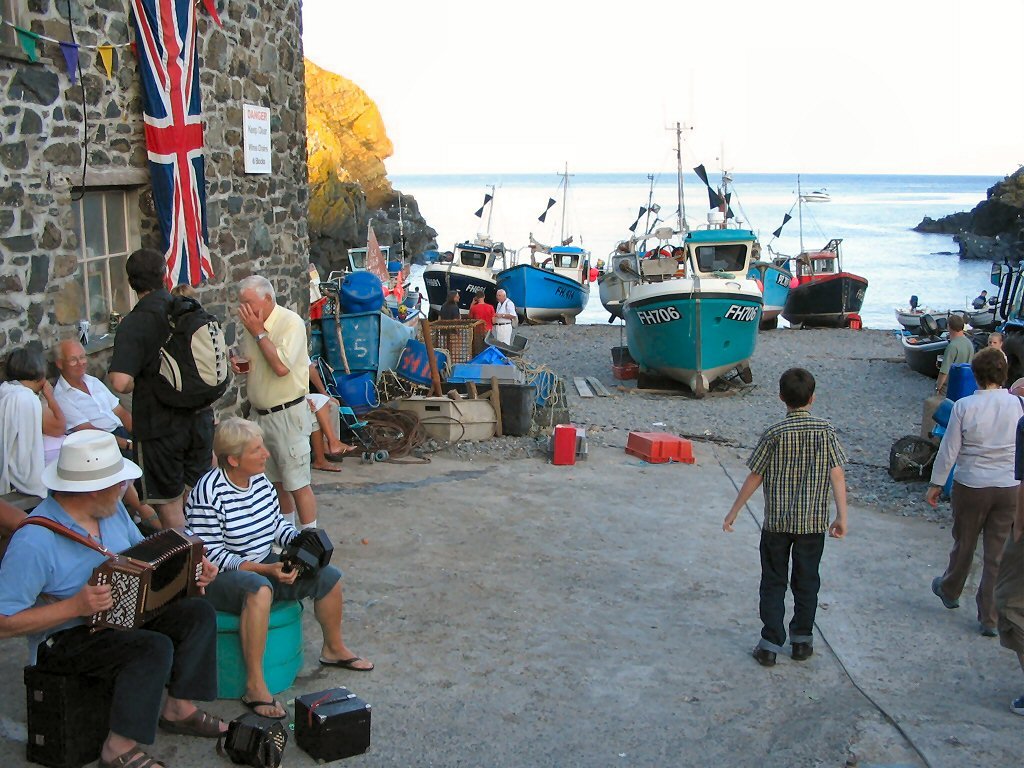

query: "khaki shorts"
xmin=253 ymin=403 xmax=312 ymax=492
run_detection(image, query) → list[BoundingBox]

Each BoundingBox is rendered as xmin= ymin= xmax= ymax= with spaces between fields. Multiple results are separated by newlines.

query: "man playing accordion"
xmin=0 ymin=430 xmax=223 ymax=768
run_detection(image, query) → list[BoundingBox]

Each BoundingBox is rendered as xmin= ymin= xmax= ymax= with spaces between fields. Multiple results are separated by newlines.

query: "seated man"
xmin=53 ymin=339 xmax=161 ymax=531
xmin=54 ymin=340 xmax=134 ymax=452
xmin=0 ymin=430 xmax=224 ymax=768
xmin=186 ymin=417 xmax=373 ymax=720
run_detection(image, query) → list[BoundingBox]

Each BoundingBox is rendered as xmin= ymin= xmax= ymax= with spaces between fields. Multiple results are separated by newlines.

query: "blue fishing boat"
xmin=497 ymin=245 xmax=590 ymax=324
xmin=623 ymin=226 xmax=763 ymax=397
xmin=747 ymin=259 xmax=792 ymax=329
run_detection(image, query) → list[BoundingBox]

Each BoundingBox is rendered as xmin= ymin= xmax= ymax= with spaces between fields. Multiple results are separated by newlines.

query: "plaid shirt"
xmin=747 ymin=410 xmax=847 ymax=534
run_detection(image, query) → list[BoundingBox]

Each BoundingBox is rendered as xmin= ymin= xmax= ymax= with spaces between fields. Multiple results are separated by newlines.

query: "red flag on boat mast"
xmin=366 ymin=223 xmax=389 ymax=284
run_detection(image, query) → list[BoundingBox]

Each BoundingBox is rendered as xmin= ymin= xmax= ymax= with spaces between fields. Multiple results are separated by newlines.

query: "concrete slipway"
xmin=0 ymin=445 xmax=1019 ymax=768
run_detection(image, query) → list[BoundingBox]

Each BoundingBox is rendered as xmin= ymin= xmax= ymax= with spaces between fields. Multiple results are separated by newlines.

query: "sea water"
xmin=392 ymin=172 xmax=1000 ymax=329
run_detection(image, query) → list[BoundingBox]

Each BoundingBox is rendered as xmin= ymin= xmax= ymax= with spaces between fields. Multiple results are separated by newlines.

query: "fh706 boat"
xmin=623 ymin=225 xmax=763 ymax=397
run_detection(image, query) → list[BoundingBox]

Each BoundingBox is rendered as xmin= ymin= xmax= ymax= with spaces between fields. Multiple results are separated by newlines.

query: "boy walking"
xmin=723 ymin=368 xmax=848 ymax=667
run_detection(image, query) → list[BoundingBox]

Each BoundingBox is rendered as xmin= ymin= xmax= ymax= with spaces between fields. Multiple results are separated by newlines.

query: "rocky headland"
xmin=914 ymin=167 xmax=1024 ymax=261
xmin=304 ymin=59 xmax=437 ymax=274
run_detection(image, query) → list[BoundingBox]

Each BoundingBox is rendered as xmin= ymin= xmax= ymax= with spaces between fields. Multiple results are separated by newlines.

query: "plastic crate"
xmin=429 ymin=320 xmax=483 ymax=365
xmin=468 ymin=346 xmax=512 ymax=366
xmin=624 ymin=432 xmax=695 ymax=464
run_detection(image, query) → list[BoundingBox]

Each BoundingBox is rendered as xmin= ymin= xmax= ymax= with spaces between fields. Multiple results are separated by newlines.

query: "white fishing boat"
xmin=800 ymin=189 xmax=830 ymax=203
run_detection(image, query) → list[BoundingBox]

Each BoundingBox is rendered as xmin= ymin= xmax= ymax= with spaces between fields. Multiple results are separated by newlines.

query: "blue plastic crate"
xmin=468 ymin=346 xmax=511 ymax=366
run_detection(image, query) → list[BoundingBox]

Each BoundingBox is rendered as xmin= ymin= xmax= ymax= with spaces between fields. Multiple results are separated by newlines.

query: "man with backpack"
xmin=108 ymin=248 xmax=221 ymax=529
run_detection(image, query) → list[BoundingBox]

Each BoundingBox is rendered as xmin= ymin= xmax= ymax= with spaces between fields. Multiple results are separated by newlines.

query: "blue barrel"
xmin=340 ymin=271 xmax=384 ymax=314
xmin=947 ymin=362 xmax=977 ymax=402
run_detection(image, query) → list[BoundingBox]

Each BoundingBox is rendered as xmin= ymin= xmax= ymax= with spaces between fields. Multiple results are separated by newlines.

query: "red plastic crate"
xmin=612 ymin=363 xmax=639 ymax=380
xmin=624 ymin=431 xmax=695 ymax=464
xmin=552 ymin=424 xmax=578 ymax=465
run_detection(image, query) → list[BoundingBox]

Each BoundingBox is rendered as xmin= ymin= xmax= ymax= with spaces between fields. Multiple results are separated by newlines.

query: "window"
xmin=461 ymin=250 xmax=486 ymax=268
xmin=696 ymin=244 xmax=748 ymax=273
xmin=70 ymin=189 xmax=141 ymax=330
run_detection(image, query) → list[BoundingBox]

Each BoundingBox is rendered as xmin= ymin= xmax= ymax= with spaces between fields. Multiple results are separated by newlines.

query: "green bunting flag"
xmin=15 ymin=26 xmax=40 ymax=63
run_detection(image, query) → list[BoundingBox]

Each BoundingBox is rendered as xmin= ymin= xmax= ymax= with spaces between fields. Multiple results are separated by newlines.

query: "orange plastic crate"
xmin=624 ymin=431 xmax=695 ymax=464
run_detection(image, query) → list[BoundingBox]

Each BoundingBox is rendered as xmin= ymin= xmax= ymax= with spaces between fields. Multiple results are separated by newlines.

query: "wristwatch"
xmin=255 ymin=331 xmax=268 ymax=342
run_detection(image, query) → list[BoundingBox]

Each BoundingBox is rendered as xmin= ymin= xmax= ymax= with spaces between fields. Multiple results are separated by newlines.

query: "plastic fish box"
xmin=446 ymin=363 xmax=524 ymax=385
xmin=393 ymin=396 xmax=497 ymax=442
xmin=624 ymin=431 xmax=695 ymax=464
xmin=295 ymin=686 xmax=371 ymax=762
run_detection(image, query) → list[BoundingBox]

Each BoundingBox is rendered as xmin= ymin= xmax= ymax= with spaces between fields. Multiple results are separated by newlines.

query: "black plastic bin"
xmin=498 ymin=383 xmax=536 ymax=436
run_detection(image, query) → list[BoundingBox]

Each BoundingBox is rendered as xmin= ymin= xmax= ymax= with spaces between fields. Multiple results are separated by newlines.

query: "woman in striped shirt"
xmin=185 ymin=418 xmax=373 ymax=720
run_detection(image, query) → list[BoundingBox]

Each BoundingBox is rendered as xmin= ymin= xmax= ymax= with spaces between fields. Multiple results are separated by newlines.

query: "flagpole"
xmin=675 ymin=122 xmax=687 ymax=233
xmin=486 ymin=184 xmax=495 ymax=239
xmin=643 ymin=174 xmax=655 ymax=237
xmin=560 ymin=162 xmax=570 ymax=244
xmin=797 ymin=174 xmax=804 ymax=254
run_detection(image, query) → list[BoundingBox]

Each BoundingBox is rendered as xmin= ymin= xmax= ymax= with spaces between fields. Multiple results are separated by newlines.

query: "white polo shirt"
xmin=53 ymin=374 xmax=123 ymax=432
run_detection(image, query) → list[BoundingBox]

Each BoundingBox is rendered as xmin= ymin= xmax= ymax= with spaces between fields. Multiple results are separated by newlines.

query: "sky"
xmin=301 ymin=0 xmax=1023 ymax=177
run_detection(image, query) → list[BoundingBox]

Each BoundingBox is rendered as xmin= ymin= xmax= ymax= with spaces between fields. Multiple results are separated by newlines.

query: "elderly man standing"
xmin=493 ymin=288 xmax=517 ymax=345
xmin=235 ymin=275 xmax=318 ymax=528
xmin=0 ymin=430 xmax=224 ymax=768
xmin=109 ymin=248 xmax=214 ymax=529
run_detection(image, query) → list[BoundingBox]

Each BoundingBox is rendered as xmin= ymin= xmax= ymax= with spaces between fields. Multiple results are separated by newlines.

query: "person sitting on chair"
xmin=185 ymin=418 xmax=373 ymax=721
xmin=0 ymin=430 xmax=224 ymax=768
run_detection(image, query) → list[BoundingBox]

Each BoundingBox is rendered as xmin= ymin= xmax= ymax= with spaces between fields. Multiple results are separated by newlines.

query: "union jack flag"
xmin=130 ymin=0 xmax=214 ymax=287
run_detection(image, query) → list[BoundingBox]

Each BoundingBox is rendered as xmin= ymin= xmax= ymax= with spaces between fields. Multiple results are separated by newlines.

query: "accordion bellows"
xmin=89 ymin=528 xmax=205 ymax=629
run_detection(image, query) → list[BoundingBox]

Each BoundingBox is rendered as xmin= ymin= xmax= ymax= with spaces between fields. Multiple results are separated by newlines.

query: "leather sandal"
xmin=98 ymin=746 xmax=168 ymax=768
xmin=158 ymin=707 xmax=226 ymax=738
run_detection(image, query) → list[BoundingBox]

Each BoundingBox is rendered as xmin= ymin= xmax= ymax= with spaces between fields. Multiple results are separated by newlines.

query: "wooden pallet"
xmin=574 ymin=377 xmax=611 ymax=398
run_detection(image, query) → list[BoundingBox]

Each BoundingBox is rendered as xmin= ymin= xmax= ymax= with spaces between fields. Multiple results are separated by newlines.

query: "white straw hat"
xmin=41 ymin=430 xmax=142 ymax=492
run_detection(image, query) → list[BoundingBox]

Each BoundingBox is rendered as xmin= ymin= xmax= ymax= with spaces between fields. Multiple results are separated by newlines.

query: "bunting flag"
xmin=365 ymin=223 xmax=390 ymax=284
xmin=97 ymin=45 xmax=114 ymax=77
xmin=772 ymin=213 xmax=793 ymax=239
xmin=537 ymin=197 xmax=556 ymax=223
xmin=693 ymin=164 xmax=710 ymax=188
xmin=693 ymin=163 xmax=725 ymax=210
xmin=201 ymin=0 xmax=223 ymax=27
xmin=473 ymin=192 xmax=493 ymax=219
xmin=724 ymin=191 xmax=735 ymax=220
xmin=15 ymin=27 xmax=40 ymax=62
xmin=60 ymin=42 xmax=80 ymax=84
xmin=130 ymin=0 xmax=213 ymax=287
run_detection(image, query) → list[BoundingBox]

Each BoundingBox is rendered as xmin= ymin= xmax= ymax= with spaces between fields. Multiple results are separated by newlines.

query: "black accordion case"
xmin=24 ymin=665 xmax=114 ymax=768
xmin=294 ymin=686 xmax=371 ymax=761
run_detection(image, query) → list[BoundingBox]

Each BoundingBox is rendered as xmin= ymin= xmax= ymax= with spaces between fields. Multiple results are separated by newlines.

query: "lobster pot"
xmin=428 ymin=320 xmax=484 ymax=365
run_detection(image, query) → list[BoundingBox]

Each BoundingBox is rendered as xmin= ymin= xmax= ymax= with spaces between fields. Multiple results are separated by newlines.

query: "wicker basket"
xmin=428 ymin=320 xmax=484 ymax=365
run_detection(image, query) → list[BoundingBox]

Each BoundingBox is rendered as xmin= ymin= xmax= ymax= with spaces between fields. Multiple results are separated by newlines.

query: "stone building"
xmin=0 ymin=0 xmax=310 ymax=410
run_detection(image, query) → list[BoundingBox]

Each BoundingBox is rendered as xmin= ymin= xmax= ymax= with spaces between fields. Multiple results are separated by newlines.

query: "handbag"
xmin=217 ymin=713 xmax=288 ymax=768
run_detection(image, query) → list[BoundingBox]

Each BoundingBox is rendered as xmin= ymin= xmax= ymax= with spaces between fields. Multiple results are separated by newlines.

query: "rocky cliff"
xmin=305 ymin=59 xmax=436 ymax=273
xmin=914 ymin=167 xmax=1024 ymax=261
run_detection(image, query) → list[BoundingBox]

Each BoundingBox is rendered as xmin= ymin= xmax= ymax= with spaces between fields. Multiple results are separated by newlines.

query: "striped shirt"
xmin=185 ymin=468 xmax=298 ymax=570
xmin=747 ymin=410 xmax=847 ymax=535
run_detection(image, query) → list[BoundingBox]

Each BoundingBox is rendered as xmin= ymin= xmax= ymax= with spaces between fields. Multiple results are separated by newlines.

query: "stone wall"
xmin=0 ymin=0 xmax=310 ymax=411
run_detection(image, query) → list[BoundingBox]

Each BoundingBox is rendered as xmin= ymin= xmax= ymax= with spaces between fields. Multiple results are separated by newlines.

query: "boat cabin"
xmin=792 ymin=238 xmax=843 ymax=280
xmin=454 ymin=239 xmax=505 ymax=271
xmin=539 ymin=245 xmax=590 ymax=282
xmin=346 ymin=245 xmax=391 ymax=273
xmin=684 ymin=229 xmax=757 ymax=276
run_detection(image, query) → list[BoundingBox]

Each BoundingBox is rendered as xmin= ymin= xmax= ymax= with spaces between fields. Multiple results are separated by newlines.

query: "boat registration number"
xmin=725 ymin=305 xmax=759 ymax=322
xmin=635 ymin=307 xmax=681 ymax=325
xmin=776 ymin=273 xmax=789 ymax=286
xmin=425 ymin=278 xmax=441 ymax=287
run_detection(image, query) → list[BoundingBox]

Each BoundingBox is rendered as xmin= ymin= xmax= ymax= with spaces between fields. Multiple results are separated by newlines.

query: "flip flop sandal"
xmin=319 ymin=656 xmax=374 ymax=671
xmin=99 ymin=746 xmax=168 ymax=768
xmin=158 ymin=707 xmax=226 ymax=737
xmin=240 ymin=696 xmax=288 ymax=719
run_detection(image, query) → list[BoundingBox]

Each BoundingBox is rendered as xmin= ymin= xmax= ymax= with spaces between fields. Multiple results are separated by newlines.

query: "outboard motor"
xmin=919 ymin=314 xmax=940 ymax=339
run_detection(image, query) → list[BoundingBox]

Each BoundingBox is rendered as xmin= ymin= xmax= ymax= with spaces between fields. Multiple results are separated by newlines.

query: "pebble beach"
xmin=440 ymin=324 xmax=947 ymax=523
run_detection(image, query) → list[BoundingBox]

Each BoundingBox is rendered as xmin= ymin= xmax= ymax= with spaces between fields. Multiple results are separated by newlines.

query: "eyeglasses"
xmin=63 ymin=356 xmax=88 ymax=364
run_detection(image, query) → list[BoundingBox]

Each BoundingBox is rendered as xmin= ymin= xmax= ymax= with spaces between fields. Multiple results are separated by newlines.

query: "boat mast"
xmin=643 ymin=174 xmax=655 ymax=236
xmin=675 ymin=122 xmax=687 ymax=233
xmin=797 ymin=174 xmax=804 ymax=254
xmin=559 ymin=162 xmax=571 ymax=244
xmin=486 ymin=184 xmax=496 ymax=239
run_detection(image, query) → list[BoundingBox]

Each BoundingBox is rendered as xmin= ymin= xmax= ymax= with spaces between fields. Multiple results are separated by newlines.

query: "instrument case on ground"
xmin=24 ymin=665 xmax=113 ymax=768
xmin=294 ymin=686 xmax=371 ymax=761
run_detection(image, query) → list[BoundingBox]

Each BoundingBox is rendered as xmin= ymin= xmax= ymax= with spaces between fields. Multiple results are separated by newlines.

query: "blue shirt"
xmin=0 ymin=496 xmax=143 ymax=663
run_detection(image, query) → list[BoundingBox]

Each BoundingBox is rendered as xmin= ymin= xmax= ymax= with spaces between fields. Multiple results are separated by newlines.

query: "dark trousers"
xmin=758 ymin=530 xmax=825 ymax=652
xmin=36 ymin=598 xmax=217 ymax=745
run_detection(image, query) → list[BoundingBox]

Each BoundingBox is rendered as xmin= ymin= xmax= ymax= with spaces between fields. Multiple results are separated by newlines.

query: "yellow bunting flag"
xmin=97 ymin=45 xmax=114 ymax=78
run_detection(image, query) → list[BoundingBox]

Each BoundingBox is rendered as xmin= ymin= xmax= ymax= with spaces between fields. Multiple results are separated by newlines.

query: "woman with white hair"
xmin=185 ymin=418 xmax=372 ymax=720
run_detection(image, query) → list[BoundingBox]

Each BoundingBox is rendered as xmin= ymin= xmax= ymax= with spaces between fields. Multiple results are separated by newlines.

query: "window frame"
xmin=71 ymin=187 xmax=143 ymax=334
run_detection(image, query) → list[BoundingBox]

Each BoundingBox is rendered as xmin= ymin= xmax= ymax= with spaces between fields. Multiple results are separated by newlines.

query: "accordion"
xmin=281 ymin=528 xmax=333 ymax=579
xmin=218 ymin=713 xmax=288 ymax=768
xmin=88 ymin=529 xmax=205 ymax=630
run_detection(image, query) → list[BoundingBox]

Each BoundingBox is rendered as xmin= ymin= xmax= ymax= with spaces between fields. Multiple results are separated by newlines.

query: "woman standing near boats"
xmin=926 ymin=348 xmax=1019 ymax=637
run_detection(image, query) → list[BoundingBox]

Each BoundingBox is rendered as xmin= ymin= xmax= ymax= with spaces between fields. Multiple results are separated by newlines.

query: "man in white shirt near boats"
xmin=493 ymin=289 xmax=517 ymax=345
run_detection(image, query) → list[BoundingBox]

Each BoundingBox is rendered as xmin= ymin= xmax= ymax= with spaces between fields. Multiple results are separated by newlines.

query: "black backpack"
xmin=151 ymin=295 xmax=230 ymax=409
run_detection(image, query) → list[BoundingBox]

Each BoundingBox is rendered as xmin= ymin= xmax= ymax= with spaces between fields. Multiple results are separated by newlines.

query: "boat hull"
xmin=901 ymin=334 xmax=947 ymax=378
xmin=423 ymin=264 xmax=497 ymax=313
xmin=623 ymin=279 xmax=762 ymax=394
xmin=782 ymin=272 xmax=868 ymax=327
xmin=748 ymin=261 xmax=791 ymax=329
xmin=496 ymin=264 xmax=589 ymax=323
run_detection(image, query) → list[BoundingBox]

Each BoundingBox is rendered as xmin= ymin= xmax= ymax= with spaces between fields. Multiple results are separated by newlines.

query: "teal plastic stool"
xmin=215 ymin=601 xmax=304 ymax=699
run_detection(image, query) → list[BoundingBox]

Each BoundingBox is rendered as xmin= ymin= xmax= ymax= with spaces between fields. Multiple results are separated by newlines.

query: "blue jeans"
xmin=757 ymin=531 xmax=825 ymax=653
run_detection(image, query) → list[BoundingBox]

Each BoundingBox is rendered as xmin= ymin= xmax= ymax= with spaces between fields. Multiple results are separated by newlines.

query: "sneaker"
xmin=791 ymin=642 xmax=814 ymax=661
xmin=980 ymin=624 xmax=998 ymax=638
xmin=931 ymin=576 xmax=959 ymax=609
xmin=752 ymin=647 xmax=776 ymax=667
xmin=1011 ymin=695 xmax=1024 ymax=716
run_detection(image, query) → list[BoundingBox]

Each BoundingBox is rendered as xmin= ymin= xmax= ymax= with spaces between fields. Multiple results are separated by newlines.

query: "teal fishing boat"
xmin=622 ymin=226 xmax=763 ymax=397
